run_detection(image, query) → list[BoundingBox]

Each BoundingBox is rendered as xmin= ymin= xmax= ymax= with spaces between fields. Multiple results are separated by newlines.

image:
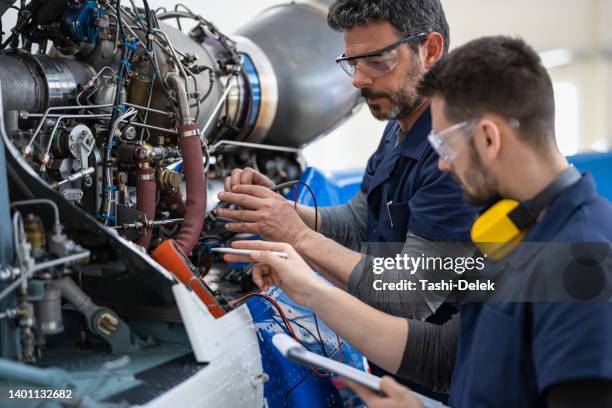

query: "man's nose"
xmin=352 ymin=68 xmax=374 ymax=89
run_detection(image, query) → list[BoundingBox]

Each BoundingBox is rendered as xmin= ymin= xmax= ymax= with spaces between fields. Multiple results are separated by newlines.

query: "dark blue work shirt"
xmin=360 ymin=108 xmax=477 ymax=244
xmin=450 ymin=174 xmax=612 ymax=407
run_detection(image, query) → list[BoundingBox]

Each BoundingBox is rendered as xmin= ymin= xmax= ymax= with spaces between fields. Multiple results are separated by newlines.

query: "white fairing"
xmin=143 ymin=284 xmax=265 ymax=408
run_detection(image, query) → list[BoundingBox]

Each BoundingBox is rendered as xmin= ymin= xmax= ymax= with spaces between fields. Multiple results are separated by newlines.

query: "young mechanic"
xmin=217 ymin=0 xmax=477 ymax=320
xmin=224 ymin=36 xmax=612 ymax=407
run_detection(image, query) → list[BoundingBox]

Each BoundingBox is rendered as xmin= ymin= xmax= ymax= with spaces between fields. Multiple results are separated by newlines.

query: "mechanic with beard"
xmin=224 ymin=36 xmax=612 ymax=408
xmin=216 ymin=0 xmax=477 ymax=394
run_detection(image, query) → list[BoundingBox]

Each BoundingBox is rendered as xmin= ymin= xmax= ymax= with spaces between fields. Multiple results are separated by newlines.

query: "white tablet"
xmin=272 ymin=333 xmax=382 ymax=392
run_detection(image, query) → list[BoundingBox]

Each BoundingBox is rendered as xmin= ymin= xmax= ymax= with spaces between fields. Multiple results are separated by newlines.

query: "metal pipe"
xmin=10 ymin=199 xmax=61 ymax=232
xmin=201 ymin=75 xmax=237 ymax=137
xmin=24 ymin=105 xmax=113 ymax=155
xmin=211 ymin=140 xmax=301 ymax=154
xmin=0 ymin=358 xmax=72 ymax=388
xmin=42 ymin=114 xmax=111 ymax=163
xmin=52 ymin=167 xmax=95 ymax=188
xmin=135 ymin=167 xmax=156 ymax=249
xmin=127 ymin=121 xmax=178 ymax=135
xmin=165 ymin=73 xmax=191 ymax=122
xmin=0 ymin=250 xmax=90 ymax=303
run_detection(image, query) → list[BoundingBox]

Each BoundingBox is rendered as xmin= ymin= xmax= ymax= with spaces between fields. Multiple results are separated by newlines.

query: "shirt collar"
xmin=387 ymin=108 xmax=431 ymax=160
xmin=524 ymin=173 xmax=596 ymax=242
xmin=393 ymin=107 xmax=433 ymax=160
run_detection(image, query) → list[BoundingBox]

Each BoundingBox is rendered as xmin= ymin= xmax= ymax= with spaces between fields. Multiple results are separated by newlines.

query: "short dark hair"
xmin=418 ymin=36 xmax=556 ymax=147
xmin=327 ymin=0 xmax=450 ymax=54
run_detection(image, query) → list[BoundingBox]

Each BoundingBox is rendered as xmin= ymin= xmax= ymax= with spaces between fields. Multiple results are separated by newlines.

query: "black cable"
xmin=312 ymin=313 xmax=328 ymax=356
xmin=273 ymin=180 xmax=319 ymax=234
xmin=275 ymin=180 xmax=327 ymax=359
xmin=142 ymin=0 xmax=153 ymax=50
xmin=272 ymin=315 xmax=325 ymax=352
xmin=296 ymin=181 xmax=318 ymax=233
xmin=289 ymin=181 xmax=327 ymax=358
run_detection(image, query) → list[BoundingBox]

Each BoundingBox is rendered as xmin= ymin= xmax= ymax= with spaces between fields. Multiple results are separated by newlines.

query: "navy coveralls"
xmin=450 ymin=174 xmax=612 ymax=407
xmin=361 ymin=108 xmax=476 ymax=245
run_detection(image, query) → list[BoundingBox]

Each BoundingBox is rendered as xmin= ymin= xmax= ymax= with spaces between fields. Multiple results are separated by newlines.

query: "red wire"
xmin=232 ymin=293 xmax=342 ymax=378
xmin=293 ymin=186 xmax=298 ymax=210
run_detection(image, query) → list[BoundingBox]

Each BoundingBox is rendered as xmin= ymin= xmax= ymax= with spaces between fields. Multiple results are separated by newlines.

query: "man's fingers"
xmin=231 ymin=240 xmax=290 ymax=253
xmin=252 ymin=265 xmax=273 ymax=290
xmin=216 ymin=208 xmax=260 ymax=222
xmin=244 ymin=168 xmax=274 ymax=188
xmin=224 ymin=176 xmax=231 ymax=192
xmin=343 ymin=379 xmax=379 ymax=406
xmin=232 ymin=184 xmax=277 ymax=199
xmin=240 ymin=167 xmax=260 ymax=186
xmin=224 ymin=222 xmax=259 ymax=234
xmin=379 ymin=376 xmax=405 ymax=398
xmin=218 ymin=191 xmax=266 ymax=209
xmin=230 ymin=168 xmax=243 ymax=189
xmin=251 ymin=263 xmax=277 ymax=288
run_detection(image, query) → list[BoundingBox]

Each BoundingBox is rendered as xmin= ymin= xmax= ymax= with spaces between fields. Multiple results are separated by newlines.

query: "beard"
xmin=361 ymin=57 xmax=423 ymax=121
xmin=458 ymin=141 xmax=499 ymax=206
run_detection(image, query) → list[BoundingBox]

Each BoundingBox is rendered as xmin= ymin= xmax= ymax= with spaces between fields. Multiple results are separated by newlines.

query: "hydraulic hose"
xmin=166 ymin=74 xmax=206 ymax=255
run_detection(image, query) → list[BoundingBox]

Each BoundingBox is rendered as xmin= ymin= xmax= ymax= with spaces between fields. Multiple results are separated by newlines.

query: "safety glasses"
xmin=428 ymin=118 xmax=520 ymax=164
xmin=428 ymin=121 xmax=476 ymax=164
xmin=336 ymin=32 xmax=428 ymax=78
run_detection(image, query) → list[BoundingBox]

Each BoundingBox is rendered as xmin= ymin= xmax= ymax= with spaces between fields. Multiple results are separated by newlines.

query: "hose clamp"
xmin=138 ymin=173 xmax=156 ymax=181
xmin=181 ymin=129 xmax=200 ymax=138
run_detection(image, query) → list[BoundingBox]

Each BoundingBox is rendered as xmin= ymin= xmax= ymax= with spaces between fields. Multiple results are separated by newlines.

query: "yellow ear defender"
xmin=471 ymin=166 xmax=582 ymax=260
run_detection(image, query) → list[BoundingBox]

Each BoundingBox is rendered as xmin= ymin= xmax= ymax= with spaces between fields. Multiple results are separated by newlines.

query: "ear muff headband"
xmin=471 ymin=166 xmax=582 ymax=260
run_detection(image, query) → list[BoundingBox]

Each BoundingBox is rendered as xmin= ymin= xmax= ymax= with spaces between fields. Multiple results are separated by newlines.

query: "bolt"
xmin=97 ymin=313 xmax=118 ymax=336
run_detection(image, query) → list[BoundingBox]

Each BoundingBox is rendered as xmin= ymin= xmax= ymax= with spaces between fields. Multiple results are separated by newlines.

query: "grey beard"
xmin=389 ymin=96 xmax=422 ymax=121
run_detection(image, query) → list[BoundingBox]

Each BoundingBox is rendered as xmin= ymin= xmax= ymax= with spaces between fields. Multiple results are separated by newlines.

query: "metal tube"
xmin=24 ymin=104 xmax=113 ymax=154
xmin=211 ymin=140 xmax=301 ymax=154
xmin=201 ymin=76 xmax=237 ymax=137
xmin=165 ymin=73 xmax=191 ymax=123
xmin=122 ymin=121 xmax=178 ymax=135
xmin=0 ymin=358 xmax=72 ymax=387
xmin=42 ymin=114 xmax=110 ymax=162
xmin=10 ymin=199 xmax=61 ymax=231
xmin=0 ymin=251 xmax=90 ymax=303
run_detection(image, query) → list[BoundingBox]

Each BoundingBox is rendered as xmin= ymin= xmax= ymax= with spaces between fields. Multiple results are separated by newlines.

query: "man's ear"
xmin=422 ymin=32 xmax=444 ymax=70
xmin=475 ymin=119 xmax=502 ymax=164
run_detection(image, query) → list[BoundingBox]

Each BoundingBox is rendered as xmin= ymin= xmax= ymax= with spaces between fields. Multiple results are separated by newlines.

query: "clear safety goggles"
xmin=428 ymin=118 xmax=520 ymax=164
xmin=335 ymin=33 xmax=428 ymax=78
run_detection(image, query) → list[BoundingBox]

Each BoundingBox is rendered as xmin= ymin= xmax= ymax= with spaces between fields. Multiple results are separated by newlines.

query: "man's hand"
xmin=224 ymin=167 xmax=274 ymax=192
xmin=222 ymin=240 xmax=325 ymax=307
xmin=345 ymin=377 xmax=424 ymax=408
xmin=217 ymin=185 xmax=310 ymax=245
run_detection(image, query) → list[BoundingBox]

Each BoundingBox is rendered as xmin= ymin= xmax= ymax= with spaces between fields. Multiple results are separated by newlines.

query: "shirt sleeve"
xmin=532 ymin=303 xmax=612 ymax=393
xmin=397 ymin=313 xmax=460 ymax=393
xmin=408 ymin=148 xmax=478 ymax=242
xmin=347 ymin=231 xmax=475 ymax=320
xmin=318 ymin=190 xmax=368 ymax=251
